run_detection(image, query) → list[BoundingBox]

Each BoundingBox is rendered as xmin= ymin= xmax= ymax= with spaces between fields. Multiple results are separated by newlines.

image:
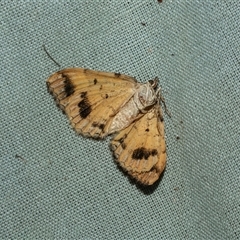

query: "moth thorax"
xmin=134 ymin=83 xmax=157 ymax=112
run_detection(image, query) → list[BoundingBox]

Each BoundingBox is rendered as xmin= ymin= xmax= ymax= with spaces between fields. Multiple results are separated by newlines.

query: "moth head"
xmin=134 ymin=77 xmax=159 ymax=112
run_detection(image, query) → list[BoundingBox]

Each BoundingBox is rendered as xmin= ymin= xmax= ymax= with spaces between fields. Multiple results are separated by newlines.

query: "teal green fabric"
xmin=1 ymin=1 xmax=239 ymax=239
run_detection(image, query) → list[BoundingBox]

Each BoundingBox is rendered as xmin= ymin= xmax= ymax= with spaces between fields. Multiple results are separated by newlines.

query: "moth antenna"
xmin=156 ymin=88 xmax=171 ymax=118
xmin=43 ymin=44 xmax=61 ymax=68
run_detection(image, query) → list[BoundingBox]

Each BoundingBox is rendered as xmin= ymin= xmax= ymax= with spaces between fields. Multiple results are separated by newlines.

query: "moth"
xmin=47 ymin=68 xmax=166 ymax=185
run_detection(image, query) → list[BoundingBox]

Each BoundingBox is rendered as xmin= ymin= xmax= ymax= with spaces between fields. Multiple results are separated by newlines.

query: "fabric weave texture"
xmin=1 ymin=1 xmax=239 ymax=239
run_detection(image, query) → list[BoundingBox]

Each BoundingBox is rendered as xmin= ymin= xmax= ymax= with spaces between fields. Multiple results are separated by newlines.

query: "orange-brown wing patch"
xmin=111 ymin=104 xmax=166 ymax=185
xmin=47 ymin=68 xmax=137 ymax=138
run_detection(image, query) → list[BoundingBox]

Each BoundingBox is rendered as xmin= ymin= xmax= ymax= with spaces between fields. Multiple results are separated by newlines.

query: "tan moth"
xmin=47 ymin=68 xmax=166 ymax=185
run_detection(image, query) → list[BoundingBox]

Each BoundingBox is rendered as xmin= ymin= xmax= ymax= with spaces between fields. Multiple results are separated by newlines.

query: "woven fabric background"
xmin=1 ymin=1 xmax=239 ymax=239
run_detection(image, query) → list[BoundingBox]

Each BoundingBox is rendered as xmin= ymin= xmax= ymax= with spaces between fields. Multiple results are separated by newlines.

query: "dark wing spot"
xmin=105 ymin=94 xmax=108 ymax=99
xmin=132 ymin=147 xmax=148 ymax=160
xmin=160 ymin=115 xmax=164 ymax=122
xmin=121 ymin=142 xmax=126 ymax=149
xmin=92 ymin=122 xmax=105 ymax=130
xmin=157 ymin=110 xmax=164 ymax=122
xmin=115 ymin=135 xmax=127 ymax=149
xmin=151 ymin=149 xmax=158 ymax=156
xmin=132 ymin=147 xmax=158 ymax=160
xmin=145 ymin=128 xmax=149 ymax=132
xmin=117 ymin=136 xmax=127 ymax=149
xmin=78 ymin=97 xmax=91 ymax=119
xmin=63 ymin=74 xmax=75 ymax=97
xmin=94 ymin=78 xmax=98 ymax=85
xmin=81 ymin=91 xmax=87 ymax=98
xmin=99 ymin=124 xmax=105 ymax=130
xmin=92 ymin=122 xmax=98 ymax=127
xmin=118 ymin=134 xmax=127 ymax=144
xmin=114 ymin=72 xmax=121 ymax=77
